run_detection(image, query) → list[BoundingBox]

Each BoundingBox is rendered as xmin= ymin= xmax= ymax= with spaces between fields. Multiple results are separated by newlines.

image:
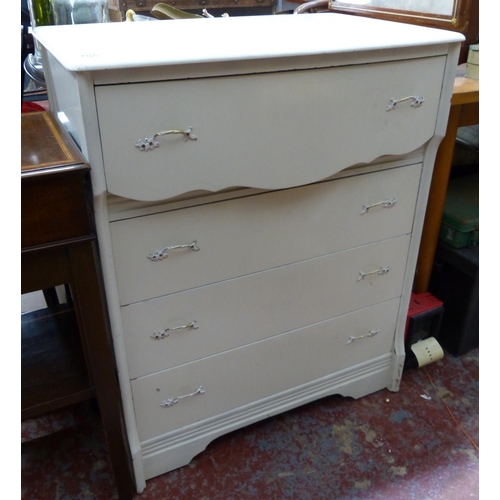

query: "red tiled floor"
xmin=21 ymin=348 xmax=479 ymax=499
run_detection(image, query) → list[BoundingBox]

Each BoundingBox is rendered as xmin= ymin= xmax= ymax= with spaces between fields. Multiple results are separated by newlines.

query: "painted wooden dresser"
xmin=34 ymin=14 xmax=463 ymax=492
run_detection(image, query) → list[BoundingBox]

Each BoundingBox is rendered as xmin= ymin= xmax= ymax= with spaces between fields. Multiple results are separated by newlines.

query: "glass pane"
xmin=335 ymin=0 xmax=456 ymax=16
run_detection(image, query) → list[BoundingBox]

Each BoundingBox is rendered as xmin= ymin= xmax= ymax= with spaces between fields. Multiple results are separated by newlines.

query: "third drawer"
xmin=122 ymin=234 xmax=410 ymax=379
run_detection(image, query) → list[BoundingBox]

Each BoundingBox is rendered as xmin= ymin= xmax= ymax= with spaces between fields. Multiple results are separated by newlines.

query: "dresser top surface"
xmin=34 ymin=13 xmax=463 ymax=73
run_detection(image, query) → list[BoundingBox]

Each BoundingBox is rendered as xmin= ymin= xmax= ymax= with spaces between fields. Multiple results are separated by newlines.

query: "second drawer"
xmin=122 ymin=235 xmax=410 ymax=379
xmin=111 ymin=164 xmax=421 ymax=306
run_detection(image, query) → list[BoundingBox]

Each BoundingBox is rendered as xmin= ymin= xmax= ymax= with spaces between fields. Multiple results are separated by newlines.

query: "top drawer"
xmin=95 ymin=56 xmax=446 ymax=201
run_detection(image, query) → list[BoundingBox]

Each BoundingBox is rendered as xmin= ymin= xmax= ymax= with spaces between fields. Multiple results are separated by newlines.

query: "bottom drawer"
xmin=131 ymin=298 xmax=400 ymax=442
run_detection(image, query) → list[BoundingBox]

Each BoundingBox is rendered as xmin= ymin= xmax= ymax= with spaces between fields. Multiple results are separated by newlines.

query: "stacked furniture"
xmin=34 ymin=14 xmax=462 ymax=492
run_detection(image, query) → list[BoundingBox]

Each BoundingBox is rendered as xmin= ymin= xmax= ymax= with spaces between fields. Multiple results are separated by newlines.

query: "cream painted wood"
xmin=106 ymin=154 xmax=424 ymax=222
xmin=33 ymin=15 xmax=462 ymax=78
xmin=34 ymin=13 xmax=463 ymax=492
xmin=140 ymin=353 xmax=394 ymax=480
xmin=122 ymin=235 xmax=410 ymax=379
xmin=131 ymin=298 xmax=400 ymax=441
xmin=112 ymin=164 xmax=421 ymax=306
xmin=95 ymin=56 xmax=444 ymax=202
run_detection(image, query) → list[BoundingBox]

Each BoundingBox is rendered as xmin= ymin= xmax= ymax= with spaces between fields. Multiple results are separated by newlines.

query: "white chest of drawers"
xmin=35 ymin=14 xmax=462 ymax=492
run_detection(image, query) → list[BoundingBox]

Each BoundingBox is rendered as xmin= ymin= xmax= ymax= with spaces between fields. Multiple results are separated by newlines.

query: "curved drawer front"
xmin=123 ymin=235 xmax=410 ymax=379
xmin=96 ymin=56 xmax=445 ymax=201
xmin=112 ymin=164 xmax=420 ymax=306
xmin=131 ymin=298 xmax=399 ymax=441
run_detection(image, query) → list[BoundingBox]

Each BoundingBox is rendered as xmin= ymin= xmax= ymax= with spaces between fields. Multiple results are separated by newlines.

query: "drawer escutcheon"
xmin=346 ymin=328 xmax=380 ymax=344
xmin=148 ymin=240 xmax=200 ymax=261
xmin=360 ymin=198 xmax=397 ymax=215
xmin=386 ymin=95 xmax=425 ymax=111
xmin=357 ymin=266 xmax=390 ymax=281
xmin=151 ymin=320 xmax=199 ymax=340
xmin=136 ymin=126 xmax=197 ymax=152
xmin=160 ymin=386 xmax=205 ymax=408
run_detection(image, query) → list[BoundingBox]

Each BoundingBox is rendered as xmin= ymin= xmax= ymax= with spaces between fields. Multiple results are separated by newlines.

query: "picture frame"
xmin=327 ymin=0 xmax=471 ymax=32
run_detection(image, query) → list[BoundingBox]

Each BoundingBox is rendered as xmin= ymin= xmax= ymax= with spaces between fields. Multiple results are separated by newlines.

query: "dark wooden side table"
xmin=21 ymin=111 xmax=136 ymax=500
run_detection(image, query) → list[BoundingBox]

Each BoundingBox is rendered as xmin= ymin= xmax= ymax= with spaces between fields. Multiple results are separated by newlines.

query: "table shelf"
xmin=21 ymin=304 xmax=95 ymax=420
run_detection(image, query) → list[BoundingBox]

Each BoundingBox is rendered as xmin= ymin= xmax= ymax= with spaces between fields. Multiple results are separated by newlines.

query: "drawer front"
xmin=123 ymin=235 xmax=410 ymax=379
xmin=131 ymin=298 xmax=399 ymax=441
xmin=96 ymin=56 xmax=445 ymax=201
xmin=112 ymin=164 xmax=420 ymax=306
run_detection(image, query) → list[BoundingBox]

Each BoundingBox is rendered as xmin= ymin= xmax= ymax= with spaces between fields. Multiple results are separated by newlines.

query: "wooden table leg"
xmin=414 ymin=104 xmax=462 ymax=293
xmin=69 ymin=242 xmax=136 ymax=500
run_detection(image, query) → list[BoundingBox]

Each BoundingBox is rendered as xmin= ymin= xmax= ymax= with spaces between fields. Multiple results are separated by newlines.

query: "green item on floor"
xmin=439 ymin=173 xmax=479 ymax=248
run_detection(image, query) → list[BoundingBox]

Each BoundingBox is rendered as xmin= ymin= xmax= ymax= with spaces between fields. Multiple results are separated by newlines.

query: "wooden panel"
xmin=111 ymin=164 xmax=421 ymax=305
xmin=21 ymin=171 xmax=93 ymax=249
xmin=123 ymin=235 xmax=410 ymax=378
xmin=131 ymin=298 xmax=399 ymax=441
xmin=21 ymin=111 xmax=93 ymax=249
xmin=457 ymin=102 xmax=479 ymax=127
xmin=22 ymin=247 xmax=72 ymax=293
xmin=96 ymin=56 xmax=445 ymax=201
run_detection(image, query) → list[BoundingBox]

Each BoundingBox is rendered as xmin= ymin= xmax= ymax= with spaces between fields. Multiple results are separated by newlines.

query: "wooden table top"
xmin=21 ymin=111 xmax=88 ymax=176
xmin=452 ymin=64 xmax=479 ymax=106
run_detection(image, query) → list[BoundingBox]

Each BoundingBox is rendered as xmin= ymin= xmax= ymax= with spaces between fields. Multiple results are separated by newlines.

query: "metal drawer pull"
xmin=386 ymin=95 xmax=424 ymax=111
xmin=136 ymin=126 xmax=198 ymax=151
xmin=360 ymin=198 xmax=397 ymax=214
xmin=151 ymin=321 xmax=199 ymax=340
xmin=161 ymin=386 xmax=206 ymax=408
xmin=347 ymin=328 xmax=379 ymax=344
xmin=148 ymin=240 xmax=200 ymax=261
xmin=357 ymin=266 xmax=390 ymax=281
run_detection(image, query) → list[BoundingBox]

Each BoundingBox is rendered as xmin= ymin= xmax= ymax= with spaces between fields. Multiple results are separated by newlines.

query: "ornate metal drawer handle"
xmin=148 ymin=240 xmax=200 ymax=261
xmin=151 ymin=321 xmax=199 ymax=340
xmin=136 ymin=126 xmax=198 ymax=151
xmin=347 ymin=328 xmax=380 ymax=344
xmin=386 ymin=96 xmax=424 ymax=111
xmin=360 ymin=198 xmax=397 ymax=215
xmin=357 ymin=266 xmax=390 ymax=281
xmin=161 ymin=386 xmax=206 ymax=408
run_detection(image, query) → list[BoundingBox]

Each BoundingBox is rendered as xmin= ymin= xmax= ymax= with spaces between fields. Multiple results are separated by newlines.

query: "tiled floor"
xmin=21 ymin=347 xmax=479 ymax=500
